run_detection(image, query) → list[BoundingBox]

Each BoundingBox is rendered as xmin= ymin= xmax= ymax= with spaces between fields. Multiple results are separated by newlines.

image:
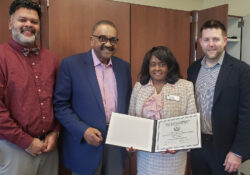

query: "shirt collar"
xmin=91 ymin=49 xmax=112 ymax=67
xmin=145 ymin=79 xmax=175 ymax=88
xmin=145 ymin=79 xmax=154 ymax=87
xmin=201 ymin=51 xmax=225 ymax=68
xmin=8 ymin=38 xmax=39 ymax=56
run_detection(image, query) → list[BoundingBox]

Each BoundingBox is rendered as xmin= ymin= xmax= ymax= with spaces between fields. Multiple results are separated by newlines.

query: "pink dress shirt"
xmin=92 ymin=49 xmax=117 ymax=123
xmin=142 ymin=80 xmax=163 ymax=120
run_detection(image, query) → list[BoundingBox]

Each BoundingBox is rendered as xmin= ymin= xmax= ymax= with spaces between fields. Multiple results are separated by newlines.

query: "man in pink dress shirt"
xmin=0 ymin=0 xmax=60 ymax=174
xmin=54 ymin=20 xmax=132 ymax=175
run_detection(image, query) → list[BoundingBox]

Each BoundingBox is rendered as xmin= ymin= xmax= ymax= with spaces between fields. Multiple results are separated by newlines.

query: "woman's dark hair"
xmin=139 ymin=46 xmax=182 ymax=85
xmin=9 ymin=0 xmax=41 ymax=19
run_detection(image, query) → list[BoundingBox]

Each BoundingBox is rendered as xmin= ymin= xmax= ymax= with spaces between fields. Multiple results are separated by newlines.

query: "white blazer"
xmin=128 ymin=79 xmax=197 ymax=118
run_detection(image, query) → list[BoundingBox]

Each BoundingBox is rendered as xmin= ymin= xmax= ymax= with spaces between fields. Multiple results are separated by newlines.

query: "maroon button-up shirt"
xmin=0 ymin=38 xmax=60 ymax=149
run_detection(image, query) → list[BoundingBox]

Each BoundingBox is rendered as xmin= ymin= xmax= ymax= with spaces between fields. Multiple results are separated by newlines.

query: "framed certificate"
xmin=105 ymin=112 xmax=201 ymax=152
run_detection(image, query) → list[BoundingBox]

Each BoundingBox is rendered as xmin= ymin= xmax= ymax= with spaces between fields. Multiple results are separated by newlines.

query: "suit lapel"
xmin=213 ymin=53 xmax=233 ymax=104
xmin=193 ymin=64 xmax=201 ymax=85
xmin=190 ymin=59 xmax=202 ymax=85
xmin=83 ymin=51 xmax=105 ymax=114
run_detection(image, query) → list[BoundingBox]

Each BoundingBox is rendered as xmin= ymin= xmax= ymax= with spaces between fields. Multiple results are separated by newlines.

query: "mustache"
xmin=20 ymin=27 xmax=36 ymax=35
xmin=100 ymin=45 xmax=114 ymax=51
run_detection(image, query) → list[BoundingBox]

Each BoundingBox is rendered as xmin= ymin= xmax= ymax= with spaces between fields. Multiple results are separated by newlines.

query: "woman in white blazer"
xmin=128 ymin=46 xmax=197 ymax=175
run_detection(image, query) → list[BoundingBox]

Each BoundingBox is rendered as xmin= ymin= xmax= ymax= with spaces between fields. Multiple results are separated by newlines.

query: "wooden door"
xmin=0 ymin=0 xmax=14 ymax=44
xmin=131 ymin=4 xmax=191 ymax=84
xmin=48 ymin=0 xmax=130 ymax=62
xmin=40 ymin=0 xmax=49 ymax=48
xmin=191 ymin=5 xmax=228 ymax=61
xmin=131 ymin=6 xmax=191 ymax=173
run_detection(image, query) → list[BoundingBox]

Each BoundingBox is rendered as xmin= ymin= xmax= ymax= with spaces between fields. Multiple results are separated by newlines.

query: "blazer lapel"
xmin=192 ymin=61 xmax=202 ymax=85
xmin=83 ymin=51 xmax=105 ymax=114
xmin=213 ymin=54 xmax=233 ymax=104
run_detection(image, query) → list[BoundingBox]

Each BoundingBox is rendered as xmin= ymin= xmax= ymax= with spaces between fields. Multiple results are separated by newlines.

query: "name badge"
xmin=166 ymin=95 xmax=180 ymax=101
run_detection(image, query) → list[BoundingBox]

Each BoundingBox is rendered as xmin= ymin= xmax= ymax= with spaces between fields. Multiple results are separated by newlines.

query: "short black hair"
xmin=9 ymin=0 xmax=41 ymax=19
xmin=200 ymin=20 xmax=227 ymax=36
xmin=92 ymin=20 xmax=118 ymax=35
xmin=139 ymin=46 xmax=182 ymax=85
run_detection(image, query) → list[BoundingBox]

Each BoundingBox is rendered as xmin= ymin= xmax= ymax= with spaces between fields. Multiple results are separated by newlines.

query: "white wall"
xmin=242 ymin=15 xmax=250 ymax=65
xmin=113 ymin=0 xmax=250 ymax=16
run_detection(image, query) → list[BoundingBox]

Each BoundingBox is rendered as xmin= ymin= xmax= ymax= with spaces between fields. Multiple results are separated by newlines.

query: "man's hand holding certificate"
xmin=105 ymin=113 xmax=201 ymax=152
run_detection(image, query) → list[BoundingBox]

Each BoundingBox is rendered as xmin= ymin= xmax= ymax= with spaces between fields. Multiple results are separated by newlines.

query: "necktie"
xmin=22 ymin=48 xmax=40 ymax=57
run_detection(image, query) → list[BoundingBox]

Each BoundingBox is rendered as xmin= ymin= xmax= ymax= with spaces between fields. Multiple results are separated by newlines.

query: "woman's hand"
xmin=162 ymin=149 xmax=177 ymax=154
xmin=126 ymin=146 xmax=136 ymax=152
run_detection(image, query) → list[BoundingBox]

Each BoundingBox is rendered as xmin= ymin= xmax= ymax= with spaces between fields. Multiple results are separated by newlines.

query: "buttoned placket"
xmin=29 ymin=55 xmax=47 ymax=135
xmin=103 ymin=65 xmax=117 ymax=123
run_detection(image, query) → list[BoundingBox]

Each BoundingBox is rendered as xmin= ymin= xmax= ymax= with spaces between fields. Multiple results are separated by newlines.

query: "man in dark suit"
xmin=53 ymin=20 xmax=132 ymax=175
xmin=188 ymin=20 xmax=250 ymax=175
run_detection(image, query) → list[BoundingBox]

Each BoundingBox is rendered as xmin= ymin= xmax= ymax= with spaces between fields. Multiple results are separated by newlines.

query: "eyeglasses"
xmin=92 ymin=35 xmax=119 ymax=45
xmin=149 ymin=62 xmax=167 ymax=68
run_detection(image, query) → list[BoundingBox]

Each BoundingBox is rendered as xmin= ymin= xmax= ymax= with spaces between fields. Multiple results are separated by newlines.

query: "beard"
xmin=204 ymin=49 xmax=223 ymax=61
xmin=11 ymin=26 xmax=39 ymax=46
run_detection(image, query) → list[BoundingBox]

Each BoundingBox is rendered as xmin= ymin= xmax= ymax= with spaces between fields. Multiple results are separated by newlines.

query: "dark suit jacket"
xmin=53 ymin=50 xmax=132 ymax=174
xmin=188 ymin=52 xmax=250 ymax=163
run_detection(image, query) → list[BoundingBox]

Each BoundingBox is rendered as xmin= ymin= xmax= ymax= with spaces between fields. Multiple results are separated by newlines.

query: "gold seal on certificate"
xmin=105 ymin=112 xmax=201 ymax=152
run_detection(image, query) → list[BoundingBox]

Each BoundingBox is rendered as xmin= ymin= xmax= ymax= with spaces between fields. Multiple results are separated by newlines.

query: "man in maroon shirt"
xmin=0 ymin=0 xmax=60 ymax=174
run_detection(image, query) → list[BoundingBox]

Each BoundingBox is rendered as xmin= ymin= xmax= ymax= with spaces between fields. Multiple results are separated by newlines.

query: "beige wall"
xmin=112 ymin=0 xmax=203 ymax=11
xmin=113 ymin=0 xmax=250 ymax=16
xmin=203 ymin=0 xmax=250 ymax=16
